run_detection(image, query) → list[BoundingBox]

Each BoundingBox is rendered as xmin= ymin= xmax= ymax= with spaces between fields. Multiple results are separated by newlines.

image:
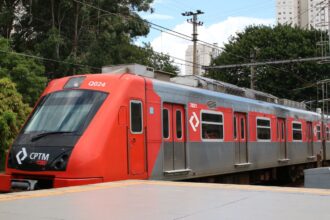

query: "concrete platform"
xmin=1 ymin=180 xmax=330 ymax=220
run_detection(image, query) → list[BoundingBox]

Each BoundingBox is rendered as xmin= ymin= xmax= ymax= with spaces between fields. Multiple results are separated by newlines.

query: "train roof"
xmin=98 ymin=64 xmax=321 ymax=119
xmin=149 ymin=76 xmax=319 ymax=117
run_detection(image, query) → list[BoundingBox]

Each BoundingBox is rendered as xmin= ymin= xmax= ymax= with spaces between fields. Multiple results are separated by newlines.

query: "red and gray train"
xmin=0 ymin=65 xmax=328 ymax=191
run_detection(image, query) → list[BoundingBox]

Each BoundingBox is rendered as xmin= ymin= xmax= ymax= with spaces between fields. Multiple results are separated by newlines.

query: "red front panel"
xmin=145 ymin=80 xmax=162 ymax=176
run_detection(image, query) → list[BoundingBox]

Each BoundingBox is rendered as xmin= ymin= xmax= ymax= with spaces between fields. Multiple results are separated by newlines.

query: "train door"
xmin=306 ymin=121 xmax=314 ymax=157
xmin=278 ymin=118 xmax=287 ymax=159
xmin=234 ymin=113 xmax=248 ymax=164
xmin=128 ymin=100 xmax=146 ymax=175
xmin=163 ymin=103 xmax=186 ymax=171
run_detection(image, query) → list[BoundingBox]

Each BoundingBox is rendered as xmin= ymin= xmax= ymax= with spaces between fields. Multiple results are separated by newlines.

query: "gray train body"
xmin=147 ymin=78 xmax=328 ymax=181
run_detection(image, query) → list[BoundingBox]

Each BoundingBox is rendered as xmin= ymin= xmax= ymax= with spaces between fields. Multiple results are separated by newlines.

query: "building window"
xmin=201 ymin=111 xmax=224 ymax=140
xmin=292 ymin=122 xmax=302 ymax=141
xmin=317 ymin=125 xmax=321 ymax=141
xmin=257 ymin=118 xmax=271 ymax=141
xmin=130 ymin=100 xmax=143 ymax=133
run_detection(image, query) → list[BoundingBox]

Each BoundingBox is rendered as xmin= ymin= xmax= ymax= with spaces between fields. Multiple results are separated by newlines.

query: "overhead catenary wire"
xmin=0 ymin=47 xmax=199 ymax=74
xmin=20 ymin=0 xmax=318 ymax=84
xmin=72 ymin=0 xmax=206 ymax=68
xmin=0 ymin=49 xmax=101 ymax=71
xmin=72 ymin=0 xmax=325 ymax=94
xmin=134 ymin=44 xmax=203 ymax=67
xmin=74 ymin=0 xmax=314 ymax=83
xmin=0 ymin=4 xmax=201 ymax=73
xmin=73 ymin=0 xmax=222 ymax=52
xmin=204 ymin=56 xmax=330 ymax=69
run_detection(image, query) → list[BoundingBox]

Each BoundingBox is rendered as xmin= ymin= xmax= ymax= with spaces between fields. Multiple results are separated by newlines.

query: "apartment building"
xmin=185 ymin=44 xmax=220 ymax=75
xmin=276 ymin=0 xmax=328 ymax=30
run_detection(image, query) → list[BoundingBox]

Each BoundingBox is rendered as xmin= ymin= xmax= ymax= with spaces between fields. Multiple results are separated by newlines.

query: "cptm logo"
xmin=16 ymin=147 xmax=28 ymax=165
xmin=16 ymin=147 xmax=50 ymax=165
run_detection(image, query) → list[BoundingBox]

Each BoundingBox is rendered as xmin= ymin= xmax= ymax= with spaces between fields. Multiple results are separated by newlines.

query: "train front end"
xmin=0 ymin=75 xmax=118 ymax=192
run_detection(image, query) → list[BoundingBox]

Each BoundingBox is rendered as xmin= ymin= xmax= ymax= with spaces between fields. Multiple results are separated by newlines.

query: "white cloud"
xmin=150 ymin=16 xmax=275 ymax=74
xmin=151 ymin=0 xmax=167 ymax=6
xmin=142 ymin=13 xmax=174 ymax=20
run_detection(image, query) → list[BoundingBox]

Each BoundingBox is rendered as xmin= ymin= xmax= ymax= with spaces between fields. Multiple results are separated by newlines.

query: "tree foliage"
xmin=0 ymin=37 xmax=47 ymax=105
xmin=0 ymin=1 xmax=179 ymax=169
xmin=0 ymin=78 xmax=31 ymax=169
xmin=4 ymin=0 xmax=178 ymax=77
xmin=0 ymin=0 xmax=20 ymax=38
xmin=209 ymin=25 xmax=330 ymax=102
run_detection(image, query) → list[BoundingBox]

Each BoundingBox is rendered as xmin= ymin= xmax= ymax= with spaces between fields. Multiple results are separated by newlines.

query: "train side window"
xmin=240 ymin=118 xmax=245 ymax=139
xmin=233 ymin=116 xmax=237 ymax=139
xmin=256 ymin=118 xmax=271 ymax=141
xmin=201 ymin=111 xmax=223 ymax=141
xmin=281 ymin=123 xmax=285 ymax=140
xmin=163 ymin=109 xmax=169 ymax=139
xmin=316 ymin=125 xmax=321 ymax=141
xmin=130 ymin=100 xmax=143 ymax=133
xmin=176 ymin=110 xmax=182 ymax=139
xmin=292 ymin=122 xmax=302 ymax=141
xmin=277 ymin=121 xmax=279 ymax=140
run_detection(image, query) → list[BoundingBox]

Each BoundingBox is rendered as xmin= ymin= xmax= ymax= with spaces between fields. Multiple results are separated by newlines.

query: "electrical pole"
xmin=317 ymin=79 xmax=330 ymax=166
xmin=182 ymin=10 xmax=204 ymax=75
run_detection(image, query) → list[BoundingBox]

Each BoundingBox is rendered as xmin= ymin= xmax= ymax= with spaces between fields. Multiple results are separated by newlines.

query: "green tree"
xmin=11 ymin=0 xmax=155 ymax=77
xmin=209 ymin=25 xmax=330 ymax=102
xmin=0 ymin=37 xmax=47 ymax=105
xmin=0 ymin=78 xmax=31 ymax=170
xmin=0 ymin=0 xmax=20 ymax=39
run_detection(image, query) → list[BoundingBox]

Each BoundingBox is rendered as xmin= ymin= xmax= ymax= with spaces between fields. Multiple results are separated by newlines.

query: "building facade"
xmin=185 ymin=44 xmax=220 ymax=75
xmin=276 ymin=0 xmax=329 ymax=30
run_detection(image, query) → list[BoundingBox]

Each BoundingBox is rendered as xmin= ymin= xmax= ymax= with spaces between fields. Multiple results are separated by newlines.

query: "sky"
xmin=136 ymin=0 xmax=276 ymax=74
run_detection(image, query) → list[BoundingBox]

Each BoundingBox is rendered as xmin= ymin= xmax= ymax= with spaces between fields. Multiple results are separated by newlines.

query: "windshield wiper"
xmin=31 ymin=131 xmax=75 ymax=142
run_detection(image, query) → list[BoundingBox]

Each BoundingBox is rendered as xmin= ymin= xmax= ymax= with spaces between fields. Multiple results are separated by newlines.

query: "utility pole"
xmin=182 ymin=10 xmax=204 ymax=75
xmin=317 ymin=79 xmax=330 ymax=166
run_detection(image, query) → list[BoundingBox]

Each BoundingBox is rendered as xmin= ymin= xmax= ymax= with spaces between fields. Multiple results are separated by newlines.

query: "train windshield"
xmin=23 ymin=90 xmax=107 ymax=134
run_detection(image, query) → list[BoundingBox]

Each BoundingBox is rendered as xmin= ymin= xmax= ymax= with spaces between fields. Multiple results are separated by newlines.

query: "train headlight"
xmin=64 ymin=76 xmax=86 ymax=89
xmin=51 ymin=154 xmax=69 ymax=171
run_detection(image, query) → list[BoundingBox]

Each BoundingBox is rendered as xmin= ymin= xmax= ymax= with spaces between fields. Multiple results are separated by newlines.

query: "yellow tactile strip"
xmin=145 ymin=181 xmax=330 ymax=196
xmin=0 ymin=181 xmax=142 ymax=202
xmin=0 ymin=180 xmax=330 ymax=202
